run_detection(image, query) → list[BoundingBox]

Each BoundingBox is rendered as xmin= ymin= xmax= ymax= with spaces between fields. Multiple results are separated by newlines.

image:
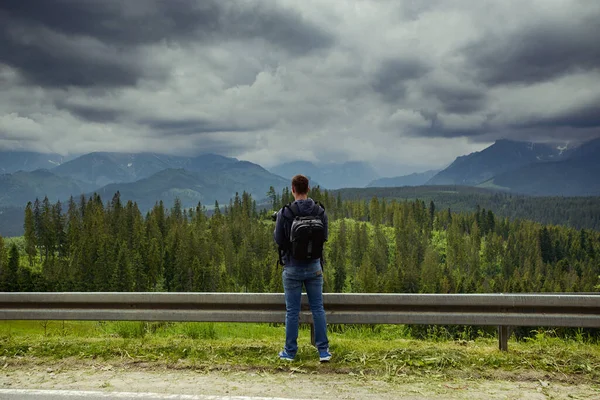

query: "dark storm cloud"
xmin=140 ymin=118 xmax=264 ymax=135
xmin=0 ymin=0 xmax=333 ymax=88
xmin=60 ymin=104 xmax=123 ymax=123
xmin=513 ymin=101 xmax=600 ymax=130
xmin=0 ymin=0 xmax=221 ymax=46
xmin=0 ymin=31 xmax=145 ymax=88
xmin=463 ymin=11 xmax=600 ymax=86
xmin=0 ymin=2 xmax=161 ymax=88
xmin=226 ymin=4 xmax=335 ymax=55
xmin=411 ymin=109 xmax=490 ymax=138
xmin=423 ymin=85 xmax=487 ymax=114
xmin=371 ymin=58 xmax=431 ymax=103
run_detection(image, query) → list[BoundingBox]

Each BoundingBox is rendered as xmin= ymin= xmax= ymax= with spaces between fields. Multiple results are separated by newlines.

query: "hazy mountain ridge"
xmin=482 ymin=138 xmax=600 ymax=196
xmin=94 ymin=165 xmax=288 ymax=210
xmin=0 ymin=151 xmax=71 ymax=174
xmin=426 ymin=139 xmax=565 ymax=186
xmin=51 ymin=152 xmax=241 ymax=188
xmin=0 ymin=151 xmax=288 ymax=210
xmin=367 ymin=170 xmax=440 ymax=188
xmin=270 ymin=161 xmax=379 ymax=189
xmin=0 ymin=169 xmax=85 ymax=206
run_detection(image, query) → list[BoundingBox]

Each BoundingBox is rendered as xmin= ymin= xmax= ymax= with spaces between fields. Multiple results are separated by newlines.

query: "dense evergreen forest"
xmin=0 ymin=187 xmax=598 ymax=295
xmin=334 ymin=186 xmax=600 ymax=231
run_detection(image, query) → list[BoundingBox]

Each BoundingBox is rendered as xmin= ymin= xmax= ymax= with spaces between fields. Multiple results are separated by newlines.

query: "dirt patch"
xmin=1 ymin=359 xmax=599 ymax=400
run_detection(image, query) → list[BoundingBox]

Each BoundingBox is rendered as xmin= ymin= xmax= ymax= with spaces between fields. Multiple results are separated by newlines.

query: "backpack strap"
xmin=280 ymin=202 xmax=298 ymax=220
xmin=312 ymin=201 xmax=325 ymax=217
xmin=310 ymin=202 xmax=326 ymax=270
xmin=289 ymin=202 xmax=300 ymax=218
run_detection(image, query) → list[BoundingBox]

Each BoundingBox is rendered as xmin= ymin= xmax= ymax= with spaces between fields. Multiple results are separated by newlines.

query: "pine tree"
xmin=111 ymin=241 xmax=134 ymax=291
xmin=24 ymin=202 xmax=37 ymax=266
xmin=370 ymin=224 xmax=389 ymax=275
xmin=428 ymin=200 xmax=435 ymax=229
xmin=333 ymin=219 xmax=347 ymax=292
xmin=66 ymin=196 xmax=81 ymax=259
xmin=356 ymin=253 xmax=378 ymax=293
xmin=146 ymin=237 xmax=163 ymax=291
xmin=53 ymin=201 xmax=66 ymax=258
xmin=267 ymin=186 xmax=277 ymax=211
xmin=369 ymin=197 xmax=381 ymax=225
xmin=420 ymin=245 xmax=441 ymax=293
xmin=40 ymin=197 xmax=55 ymax=261
xmin=5 ymin=244 xmax=20 ymax=291
xmin=539 ymin=227 xmax=554 ymax=264
xmin=33 ymin=198 xmax=42 ymax=257
xmin=172 ymin=198 xmax=183 ymax=223
xmin=0 ymin=235 xmax=6 ymax=291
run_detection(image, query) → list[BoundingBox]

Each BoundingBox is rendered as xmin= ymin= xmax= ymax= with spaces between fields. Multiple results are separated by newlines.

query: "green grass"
xmin=1 ymin=321 xmax=599 ymax=382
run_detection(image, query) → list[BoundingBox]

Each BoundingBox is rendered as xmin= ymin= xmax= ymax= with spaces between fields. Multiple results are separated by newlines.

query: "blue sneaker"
xmin=319 ymin=349 xmax=332 ymax=362
xmin=278 ymin=350 xmax=294 ymax=361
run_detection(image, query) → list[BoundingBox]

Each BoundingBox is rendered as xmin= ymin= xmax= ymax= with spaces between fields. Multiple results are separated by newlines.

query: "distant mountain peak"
xmin=428 ymin=139 xmax=564 ymax=186
xmin=0 ymin=150 xmax=69 ymax=174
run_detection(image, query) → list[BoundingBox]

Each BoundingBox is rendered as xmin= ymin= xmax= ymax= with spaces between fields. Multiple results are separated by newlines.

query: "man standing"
xmin=274 ymin=174 xmax=331 ymax=362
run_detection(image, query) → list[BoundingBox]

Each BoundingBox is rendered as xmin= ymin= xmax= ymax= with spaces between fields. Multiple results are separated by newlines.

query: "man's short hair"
xmin=291 ymin=174 xmax=309 ymax=195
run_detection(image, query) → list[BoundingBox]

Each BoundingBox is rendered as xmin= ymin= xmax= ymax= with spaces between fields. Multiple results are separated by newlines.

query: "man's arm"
xmin=274 ymin=209 xmax=287 ymax=247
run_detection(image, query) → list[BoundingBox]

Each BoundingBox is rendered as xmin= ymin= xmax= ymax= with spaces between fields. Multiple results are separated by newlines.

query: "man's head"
xmin=291 ymin=174 xmax=309 ymax=199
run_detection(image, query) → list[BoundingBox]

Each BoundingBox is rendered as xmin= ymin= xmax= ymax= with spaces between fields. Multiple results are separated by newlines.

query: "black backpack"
xmin=279 ymin=201 xmax=326 ymax=265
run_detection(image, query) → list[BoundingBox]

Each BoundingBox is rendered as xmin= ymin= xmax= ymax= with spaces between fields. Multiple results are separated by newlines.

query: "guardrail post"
xmin=498 ymin=325 xmax=510 ymax=351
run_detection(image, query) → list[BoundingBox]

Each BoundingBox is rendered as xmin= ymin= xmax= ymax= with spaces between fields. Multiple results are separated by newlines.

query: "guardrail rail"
xmin=1 ymin=292 xmax=599 ymax=351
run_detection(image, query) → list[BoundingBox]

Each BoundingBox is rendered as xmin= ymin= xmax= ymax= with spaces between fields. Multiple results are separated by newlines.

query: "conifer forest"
xmin=1 ymin=187 xmax=598 ymax=297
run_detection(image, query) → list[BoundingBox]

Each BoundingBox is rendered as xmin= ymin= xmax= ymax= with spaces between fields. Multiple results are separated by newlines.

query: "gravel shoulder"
xmin=1 ymin=359 xmax=599 ymax=400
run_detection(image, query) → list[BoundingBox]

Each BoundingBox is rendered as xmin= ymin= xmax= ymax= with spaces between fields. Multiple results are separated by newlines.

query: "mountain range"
xmin=1 ymin=137 xmax=600 ymax=237
xmin=426 ymin=139 xmax=569 ymax=186
xmin=95 ymin=163 xmax=288 ymax=211
xmin=367 ymin=170 xmax=440 ymax=188
xmin=481 ymin=138 xmax=600 ymax=196
xmin=269 ymin=161 xmax=380 ymax=189
xmin=0 ymin=152 xmax=288 ymax=209
xmin=420 ymin=138 xmax=600 ymax=197
xmin=0 ymin=151 xmax=72 ymax=174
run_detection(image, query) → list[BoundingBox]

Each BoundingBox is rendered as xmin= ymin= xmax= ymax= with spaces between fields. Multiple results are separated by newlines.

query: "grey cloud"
xmin=423 ymin=85 xmax=487 ymax=114
xmin=463 ymin=10 xmax=600 ymax=85
xmin=513 ymin=101 xmax=600 ymax=130
xmin=59 ymin=104 xmax=123 ymax=123
xmin=0 ymin=20 xmax=153 ymax=88
xmin=0 ymin=0 xmax=220 ymax=46
xmin=0 ymin=0 xmax=333 ymax=89
xmin=1 ymin=1 xmax=600 ymax=171
xmin=227 ymin=4 xmax=334 ymax=55
xmin=372 ymin=58 xmax=431 ymax=103
xmin=409 ymin=109 xmax=494 ymax=138
xmin=139 ymin=118 xmax=266 ymax=136
xmin=1 ymin=0 xmax=332 ymax=52
xmin=399 ymin=0 xmax=443 ymax=20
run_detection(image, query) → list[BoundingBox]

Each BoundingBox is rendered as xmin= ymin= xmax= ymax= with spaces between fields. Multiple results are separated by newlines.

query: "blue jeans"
xmin=282 ymin=263 xmax=329 ymax=356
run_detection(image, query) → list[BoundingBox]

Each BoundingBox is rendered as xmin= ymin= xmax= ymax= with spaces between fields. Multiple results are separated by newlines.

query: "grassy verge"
xmin=1 ymin=321 xmax=599 ymax=383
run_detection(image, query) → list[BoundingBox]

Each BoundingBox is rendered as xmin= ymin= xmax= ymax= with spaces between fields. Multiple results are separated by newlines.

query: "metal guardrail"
xmin=1 ymin=292 xmax=599 ymax=351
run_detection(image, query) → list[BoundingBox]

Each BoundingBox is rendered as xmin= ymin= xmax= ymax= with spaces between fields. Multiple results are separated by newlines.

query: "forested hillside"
xmin=334 ymin=186 xmax=600 ymax=231
xmin=0 ymin=188 xmax=598 ymax=295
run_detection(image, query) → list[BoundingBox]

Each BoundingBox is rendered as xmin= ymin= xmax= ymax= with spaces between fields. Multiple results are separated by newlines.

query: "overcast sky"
xmin=1 ymin=0 xmax=599 ymax=176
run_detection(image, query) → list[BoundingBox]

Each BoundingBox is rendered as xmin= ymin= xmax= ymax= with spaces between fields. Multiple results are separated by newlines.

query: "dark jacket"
xmin=274 ymin=198 xmax=328 ymax=266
